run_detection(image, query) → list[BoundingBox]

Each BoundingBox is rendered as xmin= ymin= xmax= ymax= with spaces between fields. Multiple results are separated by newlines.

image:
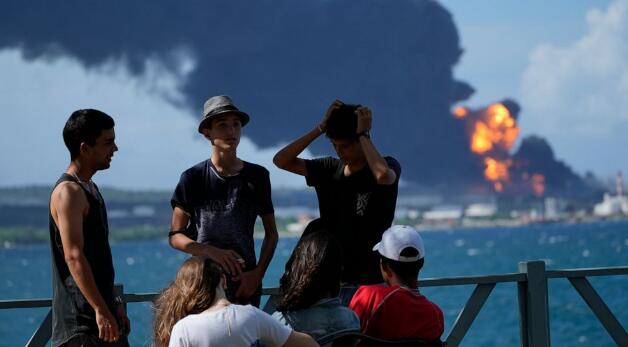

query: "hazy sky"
xmin=445 ymin=0 xmax=627 ymax=183
xmin=1 ymin=0 xmax=626 ymax=190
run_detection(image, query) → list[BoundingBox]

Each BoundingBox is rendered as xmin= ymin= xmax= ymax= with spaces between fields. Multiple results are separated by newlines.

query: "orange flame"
xmin=455 ymin=102 xmax=521 ymax=193
xmin=470 ymin=103 xmax=520 ymax=155
xmin=494 ymin=182 xmax=504 ymax=192
xmin=484 ymin=157 xmax=510 ymax=181
xmin=471 ymin=122 xmax=494 ymax=154
xmin=453 ymin=106 xmax=468 ymax=119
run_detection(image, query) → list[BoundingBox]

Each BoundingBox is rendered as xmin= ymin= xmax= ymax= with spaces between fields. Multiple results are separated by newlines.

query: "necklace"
xmin=71 ymin=172 xmax=100 ymax=201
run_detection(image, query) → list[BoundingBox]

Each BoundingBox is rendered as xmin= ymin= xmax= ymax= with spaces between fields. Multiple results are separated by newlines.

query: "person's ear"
xmin=79 ymin=142 xmax=90 ymax=156
xmin=201 ymin=128 xmax=213 ymax=142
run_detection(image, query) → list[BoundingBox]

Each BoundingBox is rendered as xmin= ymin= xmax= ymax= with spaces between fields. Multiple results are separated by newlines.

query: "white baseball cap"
xmin=372 ymin=225 xmax=425 ymax=262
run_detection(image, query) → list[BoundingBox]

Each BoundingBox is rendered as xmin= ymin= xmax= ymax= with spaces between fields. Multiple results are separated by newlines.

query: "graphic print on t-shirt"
xmin=356 ymin=192 xmax=372 ymax=216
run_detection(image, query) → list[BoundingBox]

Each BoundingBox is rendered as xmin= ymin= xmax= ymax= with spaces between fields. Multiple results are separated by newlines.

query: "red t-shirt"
xmin=349 ymin=284 xmax=444 ymax=342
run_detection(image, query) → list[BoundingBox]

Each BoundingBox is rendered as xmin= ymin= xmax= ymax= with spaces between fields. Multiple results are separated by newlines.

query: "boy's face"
xmin=330 ymin=137 xmax=364 ymax=165
xmin=82 ymin=128 xmax=118 ymax=170
xmin=203 ymin=113 xmax=242 ymax=150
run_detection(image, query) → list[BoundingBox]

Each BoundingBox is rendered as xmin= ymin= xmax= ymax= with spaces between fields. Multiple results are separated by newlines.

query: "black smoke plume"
xmin=1 ymin=0 xmax=484 ymax=189
xmin=5 ymin=0 xmax=595 ymax=198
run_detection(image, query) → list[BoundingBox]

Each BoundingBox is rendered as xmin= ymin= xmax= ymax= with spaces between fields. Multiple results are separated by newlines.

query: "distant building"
xmin=465 ymin=203 xmax=497 ymax=218
xmin=593 ymin=193 xmax=628 ymax=216
xmin=593 ymin=172 xmax=628 ymax=217
xmin=543 ymin=198 xmax=561 ymax=220
xmin=423 ymin=206 xmax=463 ymax=221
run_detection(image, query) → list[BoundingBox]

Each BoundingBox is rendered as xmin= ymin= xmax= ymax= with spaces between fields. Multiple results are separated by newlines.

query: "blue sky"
xmin=1 ymin=0 xmax=626 ymax=190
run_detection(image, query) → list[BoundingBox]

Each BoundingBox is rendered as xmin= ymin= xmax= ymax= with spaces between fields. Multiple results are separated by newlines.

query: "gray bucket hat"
xmin=198 ymin=95 xmax=250 ymax=133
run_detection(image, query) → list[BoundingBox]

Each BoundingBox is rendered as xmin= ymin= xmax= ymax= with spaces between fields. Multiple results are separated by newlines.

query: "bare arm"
xmin=169 ymin=207 xmax=244 ymax=275
xmin=273 ymin=100 xmax=343 ymax=176
xmin=256 ymin=213 xmax=279 ymax=277
xmin=52 ymin=183 xmax=120 ymax=343
xmin=272 ymin=127 xmax=321 ymax=176
xmin=283 ymin=331 xmax=320 ymax=347
xmin=356 ymin=107 xmax=397 ymax=185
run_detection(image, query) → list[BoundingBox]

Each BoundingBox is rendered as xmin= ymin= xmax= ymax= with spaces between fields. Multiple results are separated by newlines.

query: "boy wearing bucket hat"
xmin=273 ymin=100 xmax=401 ymax=291
xmin=168 ymin=95 xmax=279 ymax=307
xmin=349 ymin=225 xmax=444 ymax=342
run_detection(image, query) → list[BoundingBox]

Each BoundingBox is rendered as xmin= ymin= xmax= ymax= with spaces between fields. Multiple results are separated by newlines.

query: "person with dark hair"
xmin=349 ymin=225 xmax=444 ymax=342
xmin=273 ymin=100 xmax=401 ymax=298
xmin=169 ymin=95 xmax=278 ymax=307
xmin=49 ymin=109 xmax=130 ymax=346
xmin=272 ymin=228 xmax=360 ymax=340
xmin=153 ymin=257 xmax=319 ymax=347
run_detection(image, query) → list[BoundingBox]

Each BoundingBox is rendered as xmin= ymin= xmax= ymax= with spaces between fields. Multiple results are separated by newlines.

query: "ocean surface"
xmin=1 ymin=220 xmax=627 ymax=347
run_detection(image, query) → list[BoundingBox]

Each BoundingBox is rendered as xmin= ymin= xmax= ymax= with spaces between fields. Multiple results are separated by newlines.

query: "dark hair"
xmin=277 ymin=229 xmax=343 ymax=311
xmin=63 ymin=109 xmax=115 ymax=160
xmin=325 ymin=103 xmax=361 ymax=141
xmin=153 ymin=257 xmax=223 ymax=347
xmin=380 ymin=247 xmax=425 ymax=287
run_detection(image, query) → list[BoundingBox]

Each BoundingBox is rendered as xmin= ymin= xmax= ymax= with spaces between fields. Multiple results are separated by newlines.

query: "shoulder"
xmin=241 ymin=304 xmax=265 ymax=317
xmin=357 ymin=284 xmax=392 ymax=296
xmin=177 ymin=160 xmax=209 ymax=185
xmin=271 ymin=310 xmax=288 ymax=324
xmin=171 ymin=314 xmax=192 ymax=333
xmin=52 ymin=181 xmax=87 ymax=207
xmin=312 ymin=156 xmax=340 ymax=165
xmin=175 ymin=313 xmax=201 ymax=325
xmin=384 ymin=156 xmax=401 ymax=171
xmin=420 ymin=295 xmax=444 ymax=314
xmin=181 ymin=160 xmax=208 ymax=177
xmin=242 ymin=161 xmax=270 ymax=176
xmin=352 ymin=284 xmax=389 ymax=304
xmin=305 ymin=156 xmax=341 ymax=171
xmin=170 ymin=314 xmax=197 ymax=342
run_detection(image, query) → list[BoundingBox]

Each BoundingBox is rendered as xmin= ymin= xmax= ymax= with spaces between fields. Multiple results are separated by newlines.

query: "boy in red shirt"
xmin=349 ymin=225 xmax=444 ymax=343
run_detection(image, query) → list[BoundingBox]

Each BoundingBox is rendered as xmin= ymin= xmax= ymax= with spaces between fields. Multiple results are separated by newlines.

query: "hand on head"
xmin=355 ymin=106 xmax=372 ymax=134
xmin=319 ymin=100 xmax=344 ymax=132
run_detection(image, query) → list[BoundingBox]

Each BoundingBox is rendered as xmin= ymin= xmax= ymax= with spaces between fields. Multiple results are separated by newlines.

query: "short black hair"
xmin=63 ymin=109 xmax=115 ymax=160
xmin=380 ymin=247 xmax=424 ymax=286
xmin=325 ymin=103 xmax=361 ymax=141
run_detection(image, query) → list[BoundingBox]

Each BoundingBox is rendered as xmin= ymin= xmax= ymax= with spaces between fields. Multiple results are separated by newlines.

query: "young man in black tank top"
xmin=49 ymin=110 xmax=129 ymax=346
xmin=169 ymin=95 xmax=279 ymax=306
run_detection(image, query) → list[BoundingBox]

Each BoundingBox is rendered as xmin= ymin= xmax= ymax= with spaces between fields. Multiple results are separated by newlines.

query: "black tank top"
xmin=49 ymin=174 xmax=115 ymax=346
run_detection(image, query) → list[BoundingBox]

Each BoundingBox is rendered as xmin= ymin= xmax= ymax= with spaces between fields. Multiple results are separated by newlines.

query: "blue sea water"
xmin=1 ymin=220 xmax=627 ymax=347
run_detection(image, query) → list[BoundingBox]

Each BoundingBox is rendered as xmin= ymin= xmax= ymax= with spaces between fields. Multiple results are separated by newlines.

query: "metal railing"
xmin=1 ymin=260 xmax=626 ymax=347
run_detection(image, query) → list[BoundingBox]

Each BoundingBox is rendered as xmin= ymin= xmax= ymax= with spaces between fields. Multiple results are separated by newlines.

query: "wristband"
xmin=357 ymin=131 xmax=371 ymax=139
xmin=168 ymin=230 xmax=187 ymax=237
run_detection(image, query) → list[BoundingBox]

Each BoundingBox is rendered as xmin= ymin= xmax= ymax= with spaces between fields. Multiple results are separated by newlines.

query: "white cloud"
xmin=518 ymin=0 xmax=628 ymax=177
xmin=0 ymin=48 xmax=310 ymax=189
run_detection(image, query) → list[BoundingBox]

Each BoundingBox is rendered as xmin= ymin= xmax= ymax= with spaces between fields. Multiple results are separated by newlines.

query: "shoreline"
xmin=3 ymin=216 xmax=628 ymax=247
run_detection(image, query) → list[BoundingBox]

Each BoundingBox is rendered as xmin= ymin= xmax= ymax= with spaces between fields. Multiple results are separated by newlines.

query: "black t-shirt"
xmin=305 ymin=156 xmax=401 ymax=284
xmin=171 ymin=159 xmax=274 ymax=274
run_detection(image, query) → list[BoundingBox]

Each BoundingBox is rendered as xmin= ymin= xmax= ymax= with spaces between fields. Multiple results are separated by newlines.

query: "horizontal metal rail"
xmin=1 ymin=261 xmax=626 ymax=347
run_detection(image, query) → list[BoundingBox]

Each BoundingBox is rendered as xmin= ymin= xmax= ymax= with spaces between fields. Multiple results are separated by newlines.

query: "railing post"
xmin=517 ymin=280 xmax=529 ymax=347
xmin=518 ymin=261 xmax=551 ymax=347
